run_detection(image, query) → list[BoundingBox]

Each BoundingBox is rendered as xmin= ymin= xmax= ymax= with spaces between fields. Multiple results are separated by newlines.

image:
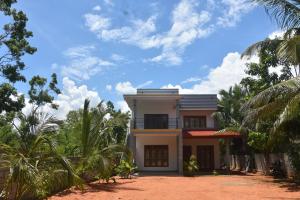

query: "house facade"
xmin=124 ymin=89 xmax=239 ymax=173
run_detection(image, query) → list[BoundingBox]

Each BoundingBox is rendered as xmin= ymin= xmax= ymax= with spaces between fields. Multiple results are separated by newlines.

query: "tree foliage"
xmin=242 ymin=38 xmax=294 ymax=97
xmin=0 ymin=0 xmax=37 ymax=113
xmin=0 ymin=79 xmax=79 ymax=199
xmin=251 ymin=0 xmax=300 ymax=29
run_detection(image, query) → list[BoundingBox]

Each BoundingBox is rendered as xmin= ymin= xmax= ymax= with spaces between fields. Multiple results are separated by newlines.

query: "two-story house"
xmin=124 ymin=89 xmax=239 ymax=173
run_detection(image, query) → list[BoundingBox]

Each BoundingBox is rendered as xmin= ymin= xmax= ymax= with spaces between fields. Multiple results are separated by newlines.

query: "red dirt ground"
xmin=49 ymin=174 xmax=300 ymax=200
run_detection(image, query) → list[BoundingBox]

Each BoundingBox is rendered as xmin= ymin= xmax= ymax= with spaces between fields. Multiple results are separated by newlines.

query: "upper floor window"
xmin=184 ymin=116 xmax=206 ymax=129
xmin=144 ymin=114 xmax=168 ymax=129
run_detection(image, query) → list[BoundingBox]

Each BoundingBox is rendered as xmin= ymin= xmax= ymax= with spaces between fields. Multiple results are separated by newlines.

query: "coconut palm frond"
xmin=242 ymin=40 xmax=268 ymax=57
xmin=272 ymin=93 xmax=300 ymax=133
xmin=283 ymin=28 xmax=300 ymax=39
xmin=242 ymin=77 xmax=300 ymax=112
xmin=278 ymin=35 xmax=300 ymax=64
xmin=253 ymin=0 xmax=300 ymax=29
xmin=242 ymin=39 xmax=283 ymax=58
xmin=101 ymin=144 xmax=129 ymax=156
xmin=41 ymin=136 xmax=82 ymax=186
xmin=242 ymin=100 xmax=284 ymax=128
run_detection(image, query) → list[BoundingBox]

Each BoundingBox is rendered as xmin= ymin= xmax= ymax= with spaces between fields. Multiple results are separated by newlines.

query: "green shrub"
xmin=183 ymin=155 xmax=199 ymax=176
xmin=247 ymin=131 xmax=268 ymax=153
xmin=115 ymin=160 xmax=137 ymax=179
xmin=213 ymin=170 xmax=219 ymax=176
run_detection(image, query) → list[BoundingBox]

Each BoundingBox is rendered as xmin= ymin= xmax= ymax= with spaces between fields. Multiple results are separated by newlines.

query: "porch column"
xmin=133 ymin=99 xmax=137 ymax=129
xmin=176 ymin=99 xmax=183 ymax=174
xmin=178 ymin=134 xmax=183 ymax=174
xmin=225 ymin=139 xmax=231 ymax=172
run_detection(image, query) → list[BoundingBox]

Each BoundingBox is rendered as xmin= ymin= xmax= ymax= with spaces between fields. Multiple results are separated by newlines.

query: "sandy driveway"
xmin=49 ymin=174 xmax=300 ymax=200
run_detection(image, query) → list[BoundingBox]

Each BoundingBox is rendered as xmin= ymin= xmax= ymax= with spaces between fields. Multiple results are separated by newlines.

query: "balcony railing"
xmin=131 ymin=118 xmax=180 ymax=129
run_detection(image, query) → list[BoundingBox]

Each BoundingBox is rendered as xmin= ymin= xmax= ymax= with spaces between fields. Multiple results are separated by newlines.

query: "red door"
xmin=197 ymin=146 xmax=214 ymax=171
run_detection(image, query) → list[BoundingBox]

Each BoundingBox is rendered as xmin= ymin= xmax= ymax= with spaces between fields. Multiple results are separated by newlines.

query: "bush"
xmin=183 ymin=155 xmax=199 ymax=176
xmin=247 ymin=131 xmax=268 ymax=153
xmin=115 ymin=160 xmax=137 ymax=179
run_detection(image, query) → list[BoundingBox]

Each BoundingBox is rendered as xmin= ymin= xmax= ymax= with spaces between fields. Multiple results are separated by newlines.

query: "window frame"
xmin=144 ymin=114 xmax=169 ymax=129
xmin=183 ymin=116 xmax=207 ymax=129
xmin=144 ymin=145 xmax=169 ymax=167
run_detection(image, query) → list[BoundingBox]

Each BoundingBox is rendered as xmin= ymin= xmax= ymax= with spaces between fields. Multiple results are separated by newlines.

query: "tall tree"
xmin=242 ymin=38 xmax=294 ymax=97
xmin=0 ymin=0 xmax=37 ymax=113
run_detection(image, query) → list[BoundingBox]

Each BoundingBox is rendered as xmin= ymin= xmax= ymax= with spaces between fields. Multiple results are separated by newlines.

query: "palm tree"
xmin=0 ymin=111 xmax=81 ymax=200
xmin=213 ymin=85 xmax=251 ymax=170
xmin=245 ymin=1 xmax=300 ymax=75
xmin=241 ymin=77 xmax=300 ymax=175
xmin=214 ymin=85 xmax=247 ymax=130
xmin=78 ymin=99 xmax=130 ymax=182
xmin=251 ymin=0 xmax=300 ymax=29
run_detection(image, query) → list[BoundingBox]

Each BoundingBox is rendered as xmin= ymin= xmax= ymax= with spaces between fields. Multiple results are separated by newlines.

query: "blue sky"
xmin=6 ymin=0 xmax=280 ymax=117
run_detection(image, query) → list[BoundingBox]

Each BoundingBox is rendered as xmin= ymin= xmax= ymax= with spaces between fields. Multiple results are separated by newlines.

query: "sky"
xmin=3 ymin=0 xmax=281 ymax=118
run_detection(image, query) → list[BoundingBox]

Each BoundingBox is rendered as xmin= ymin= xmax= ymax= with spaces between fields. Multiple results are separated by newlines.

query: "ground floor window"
xmin=144 ymin=145 xmax=168 ymax=167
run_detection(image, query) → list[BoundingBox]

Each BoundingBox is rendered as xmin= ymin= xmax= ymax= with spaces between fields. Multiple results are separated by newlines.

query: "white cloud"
xmin=115 ymin=80 xmax=153 ymax=94
xmin=106 ymin=84 xmax=112 ymax=91
xmin=117 ymin=101 xmax=131 ymax=113
xmin=84 ymin=0 xmax=254 ymax=65
xmin=217 ymin=0 xmax=255 ymax=27
xmin=137 ymin=80 xmax=153 ymax=88
xmin=84 ymin=14 xmax=111 ymax=32
xmin=268 ymin=30 xmax=284 ymax=39
xmin=93 ymin=5 xmax=101 ymax=11
xmin=22 ymin=77 xmax=102 ymax=119
xmin=83 ymin=0 xmax=213 ymax=65
xmin=111 ymin=53 xmax=125 ymax=61
xmin=163 ymin=52 xmax=259 ymax=94
xmin=161 ymin=84 xmax=194 ymax=94
xmin=181 ymin=77 xmax=202 ymax=84
xmin=85 ymin=14 xmax=157 ymax=49
xmin=115 ymin=81 xmax=136 ymax=94
xmin=61 ymin=45 xmax=114 ymax=81
xmin=104 ymin=0 xmax=114 ymax=6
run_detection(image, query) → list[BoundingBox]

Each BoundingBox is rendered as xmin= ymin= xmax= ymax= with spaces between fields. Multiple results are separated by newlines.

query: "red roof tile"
xmin=183 ymin=130 xmax=240 ymax=138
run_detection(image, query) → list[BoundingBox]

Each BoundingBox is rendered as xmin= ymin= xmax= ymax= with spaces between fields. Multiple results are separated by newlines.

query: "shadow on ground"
xmin=274 ymin=179 xmax=300 ymax=192
xmin=53 ymin=179 xmax=143 ymax=197
xmin=253 ymin=176 xmax=300 ymax=193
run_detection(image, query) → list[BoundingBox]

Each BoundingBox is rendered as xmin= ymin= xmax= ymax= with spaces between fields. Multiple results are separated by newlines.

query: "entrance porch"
xmin=181 ymin=130 xmax=240 ymax=172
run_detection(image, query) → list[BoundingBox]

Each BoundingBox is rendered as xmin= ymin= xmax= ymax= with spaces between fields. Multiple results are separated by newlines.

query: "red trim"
xmin=183 ymin=130 xmax=240 ymax=138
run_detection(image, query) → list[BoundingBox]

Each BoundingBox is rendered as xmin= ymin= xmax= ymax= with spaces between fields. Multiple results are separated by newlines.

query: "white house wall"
xmin=135 ymin=135 xmax=178 ymax=171
xmin=136 ymin=100 xmax=177 ymax=118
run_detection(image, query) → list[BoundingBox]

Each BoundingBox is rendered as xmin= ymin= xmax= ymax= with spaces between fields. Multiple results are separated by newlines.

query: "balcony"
xmin=131 ymin=117 xmax=180 ymax=129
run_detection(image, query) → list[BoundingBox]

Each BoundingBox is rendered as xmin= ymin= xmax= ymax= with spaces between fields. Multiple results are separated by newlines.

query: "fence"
xmin=230 ymin=153 xmax=295 ymax=177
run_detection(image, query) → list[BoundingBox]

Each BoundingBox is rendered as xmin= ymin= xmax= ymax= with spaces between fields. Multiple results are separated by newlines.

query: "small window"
xmin=184 ymin=116 xmax=206 ymax=129
xmin=144 ymin=145 xmax=168 ymax=167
